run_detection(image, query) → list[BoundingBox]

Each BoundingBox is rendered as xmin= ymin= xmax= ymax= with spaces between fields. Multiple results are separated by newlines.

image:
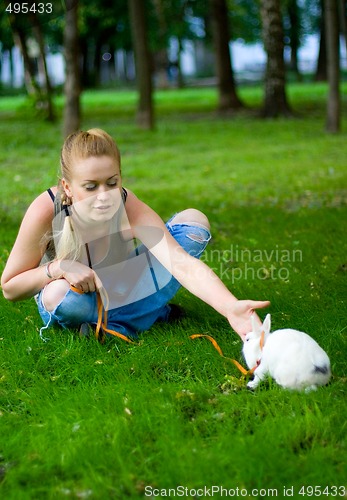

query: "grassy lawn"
xmin=0 ymin=84 xmax=346 ymax=499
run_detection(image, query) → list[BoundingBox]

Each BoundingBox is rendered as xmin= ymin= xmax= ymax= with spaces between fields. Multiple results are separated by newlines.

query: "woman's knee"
xmin=170 ymin=208 xmax=210 ymax=231
xmin=42 ymin=279 xmax=70 ymax=312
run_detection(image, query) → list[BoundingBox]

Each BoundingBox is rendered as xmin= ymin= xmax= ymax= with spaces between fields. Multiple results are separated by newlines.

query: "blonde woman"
xmin=1 ymin=129 xmax=269 ymax=340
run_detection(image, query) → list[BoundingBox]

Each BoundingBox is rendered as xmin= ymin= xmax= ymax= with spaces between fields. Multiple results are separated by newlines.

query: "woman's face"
xmin=62 ymin=155 xmax=122 ymax=224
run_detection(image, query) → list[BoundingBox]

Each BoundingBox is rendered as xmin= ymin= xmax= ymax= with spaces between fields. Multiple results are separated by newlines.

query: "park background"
xmin=0 ymin=1 xmax=346 ymax=499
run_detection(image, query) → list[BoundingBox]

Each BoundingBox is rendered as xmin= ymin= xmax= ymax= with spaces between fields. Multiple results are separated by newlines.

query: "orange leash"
xmin=70 ymin=285 xmax=264 ymax=369
xmin=70 ymin=285 xmax=135 ymax=344
xmin=190 ymin=332 xmax=265 ymax=376
xmin=95 ymin=290 xmax=134 ymax=343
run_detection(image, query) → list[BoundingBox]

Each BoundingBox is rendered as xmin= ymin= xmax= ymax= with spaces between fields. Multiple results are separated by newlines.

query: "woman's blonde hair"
xmin=53 ymin=129 xmax=121 ymax=262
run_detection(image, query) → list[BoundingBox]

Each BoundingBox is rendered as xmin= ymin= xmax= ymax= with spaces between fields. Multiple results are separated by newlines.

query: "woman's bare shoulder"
xmin=123 ymin=188 xmax=168 ymax=233
xmin=25 ymin=187 xmax=57 ymax=224
xmin=1 ymin=188 xmax=58 ymax=285
xmin=124 ymin=189 xmax=156 ymax=217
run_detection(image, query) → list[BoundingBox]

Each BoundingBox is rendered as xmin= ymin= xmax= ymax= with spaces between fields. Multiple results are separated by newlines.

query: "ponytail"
xmin=53 ymin=209 xmax=83 ymax=262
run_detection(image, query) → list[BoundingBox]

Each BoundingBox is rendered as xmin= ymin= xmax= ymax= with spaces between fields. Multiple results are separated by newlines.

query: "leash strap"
xmin=70 ymin=285 xmax=134 ymax=344
xmin=70 ymin=285 xmax=264 ymax=370
xmin=95 ymin=290 xmax=134 ymax=343
xmin=190 ymin=333 xmax=259 ymax=376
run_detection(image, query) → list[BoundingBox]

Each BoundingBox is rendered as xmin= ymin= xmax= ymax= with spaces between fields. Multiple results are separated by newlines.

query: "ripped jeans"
xmin=36 ymin=218 xmax=211 ymax=339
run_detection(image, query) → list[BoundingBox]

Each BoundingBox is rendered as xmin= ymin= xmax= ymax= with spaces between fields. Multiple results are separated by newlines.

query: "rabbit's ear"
xmin=263 ymin=314 xmax=271 ymax=335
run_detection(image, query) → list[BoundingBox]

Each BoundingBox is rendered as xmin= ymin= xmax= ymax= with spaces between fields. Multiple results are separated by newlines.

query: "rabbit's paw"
xmin=247 ymin=379 xmax=259 ymax=390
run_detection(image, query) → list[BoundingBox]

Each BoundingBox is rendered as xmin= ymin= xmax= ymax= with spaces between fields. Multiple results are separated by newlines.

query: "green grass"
xmin=0 ymin=84 xmax=346 ymax=499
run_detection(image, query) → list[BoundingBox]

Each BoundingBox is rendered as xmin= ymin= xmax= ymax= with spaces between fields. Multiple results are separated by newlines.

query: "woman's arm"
xmin=2 ymin=188 xmax=112 ymax=300
xmin=1 ymin=191 xmax=58 ymax=300
xmin=125 ymin=191 xmax=269 ymax=339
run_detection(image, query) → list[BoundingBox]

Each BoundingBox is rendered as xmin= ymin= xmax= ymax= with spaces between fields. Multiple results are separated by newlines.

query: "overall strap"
xmin=47 ymin=188 xmax=55 ymax=202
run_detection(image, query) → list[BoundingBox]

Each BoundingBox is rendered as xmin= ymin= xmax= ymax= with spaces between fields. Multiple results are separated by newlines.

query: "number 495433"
xmin=5 ymin=3 xmax=53 ymax=14
xmin=298 ymin=485 xmax=346 ymax=497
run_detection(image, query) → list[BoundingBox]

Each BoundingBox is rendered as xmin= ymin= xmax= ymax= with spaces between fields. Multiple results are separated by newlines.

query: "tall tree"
xmin=63 ymin=0 xmax=81 ymax=137
xmin=324 ymin=0 xmax=340 ymax=132
xmin=6 ymin=8 xmax=54 ymax=120
xmin=260 ymin=0 xmax=292 ymax=117
xmin=286 ymin=0 xmax=302 ymax=79
xmin=30 ymin=10 xmax=55 ymax=121
xmin=152 ymin=0 xmax=170 ymax=89
xmin=128 ymin=0 xmax=154 ymax=129
xmin=8 ymin=18 xmax=40 ymax=95
xmin=315 ymin=0 xmax=328 ymax=81
xmin=209 ymin=0 xmax=243 ymax=111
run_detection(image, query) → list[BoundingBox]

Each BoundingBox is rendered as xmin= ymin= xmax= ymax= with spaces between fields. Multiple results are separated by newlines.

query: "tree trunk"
xmin=152 ymin=0 xmax=170 ymax=89
xmin=287 ymin=0 xmax=301 ymax=80
xmin=9 ymin=48 xmax=15 ymax=88
xmin=9 ymin=10 xmax=54 ymax=120
xmin=81 ymin=39 xmax=90 ymax=88
xmin=210 ymin=0 xmax=243 ymax=111
xmin=128 ymin=0 xmax=154 ymax=129
xmin=93 ymin=38 xmax=103 ymax=87
xmin=315 ymin=1 xmax=328 ymax=81
xmin=154 ymin=49 xmax=170 ymax=89
xmin=63 ymin=0 xmax=81 ymax=137
xmin=325 ymin=0 xmax=340 ymax=132
xmin=260 ymin=0 xmax=292 ymax=117
xmin=31 ymin=12 xmax=55 ymax=121
xmin=176 ymin=38 xmax=185 ymax=89
xmin=10 ymin=20 xmax=40 ymax=96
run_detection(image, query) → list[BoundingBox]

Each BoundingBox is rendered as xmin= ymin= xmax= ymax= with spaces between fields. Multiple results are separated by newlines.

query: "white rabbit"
xmin=242 ymin=314 xmax=331 ymax=392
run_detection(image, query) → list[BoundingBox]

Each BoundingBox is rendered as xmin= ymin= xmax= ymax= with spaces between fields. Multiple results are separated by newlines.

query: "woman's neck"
xmin=71 ymin=207 xmax=113 ymax=243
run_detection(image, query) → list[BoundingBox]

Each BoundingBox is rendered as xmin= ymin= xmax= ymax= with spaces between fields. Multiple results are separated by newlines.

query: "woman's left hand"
xmin=227 ymin=300 xmax=270 ymax=341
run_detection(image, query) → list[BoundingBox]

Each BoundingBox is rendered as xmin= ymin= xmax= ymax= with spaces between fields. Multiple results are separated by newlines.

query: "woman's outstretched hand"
xmin=227 ymin=300 xmax=270 ymax=341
